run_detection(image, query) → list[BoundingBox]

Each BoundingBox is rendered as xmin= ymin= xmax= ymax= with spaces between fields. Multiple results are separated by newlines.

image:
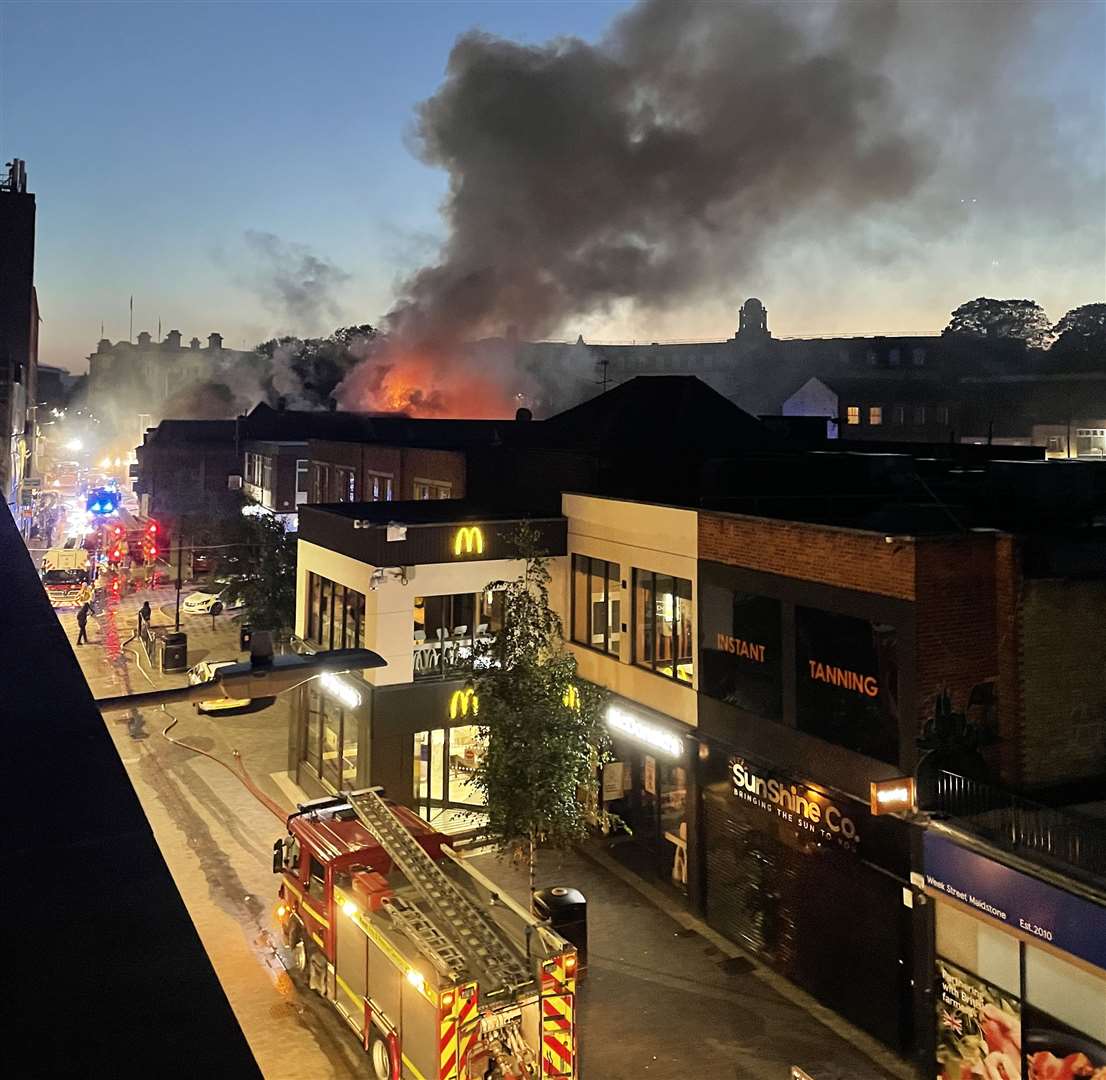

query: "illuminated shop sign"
xmin=730 ymin=757 xmax=860 ymax=849
xmin=452 ymin=526 xmax=485 ymax=556
xmin=606 ymin=704 xmax=683 ymax=758
xmin=319 ymin=672 xmax=362 ymax=710
xmin=449 ymin=687 xmax=479 ymax=719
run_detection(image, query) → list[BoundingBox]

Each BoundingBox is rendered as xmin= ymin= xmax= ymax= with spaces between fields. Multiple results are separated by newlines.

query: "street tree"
xmin=1049 ymin=303 xmax=1106 ymax=367
xmin=471 ymin=525 xmax=609 ymax=906
xmin=220 ymin=513 xmax=297 ymax=634
xmin=943 ymin=298 xmax=1052 ymax=348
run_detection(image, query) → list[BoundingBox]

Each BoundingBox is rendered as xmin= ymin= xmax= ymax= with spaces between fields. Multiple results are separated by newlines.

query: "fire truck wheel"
xmin=367 ymin=1028 xmax=397 ymax=1080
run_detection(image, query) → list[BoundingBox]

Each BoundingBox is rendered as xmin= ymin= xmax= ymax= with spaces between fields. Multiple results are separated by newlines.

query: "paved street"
xmin=60 ymin=584 xmax=905 ymax=1080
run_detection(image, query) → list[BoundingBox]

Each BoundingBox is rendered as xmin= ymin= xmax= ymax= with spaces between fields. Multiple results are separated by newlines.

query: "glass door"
xmin=413 ymin=729 xmax=446 ymax=820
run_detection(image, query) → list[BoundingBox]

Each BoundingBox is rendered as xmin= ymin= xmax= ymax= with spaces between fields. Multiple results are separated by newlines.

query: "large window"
xmin=414 ymin=479 xmax=451 ymax=500
xmin=366 ymin=472 xmax=393 ymax=501
xmin=306 ymin=572 xmax=365 ymax=650
xmin=571 ymin=554 xmax=620 ymax=656
xmin=633 ymin=569 xmax=693 ymax=683
xmin=413 ymin=590 xmax=504 ymax=678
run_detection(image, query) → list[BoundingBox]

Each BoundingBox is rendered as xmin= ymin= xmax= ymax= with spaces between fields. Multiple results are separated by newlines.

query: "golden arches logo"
xmin=449 ymin=688 xmax=479 ymax=719
xmin=562 ymin=684 xmax=580 ymax=710
xmin=452 ymin=526 xmax=485 ymax=556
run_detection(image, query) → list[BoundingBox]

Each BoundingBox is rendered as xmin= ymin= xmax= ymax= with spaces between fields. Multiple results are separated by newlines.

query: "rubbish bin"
xmin=161 ymin=631 xmax=188 ymax=674
xmin=533 ymin=886 xmax=588 ymax=977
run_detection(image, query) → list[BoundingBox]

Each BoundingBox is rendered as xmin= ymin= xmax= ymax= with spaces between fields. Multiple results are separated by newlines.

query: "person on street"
xmin=76 ymin=601 xmax=91 ymax=645
xmin=138 ymin=600 xmax=152 ymax=632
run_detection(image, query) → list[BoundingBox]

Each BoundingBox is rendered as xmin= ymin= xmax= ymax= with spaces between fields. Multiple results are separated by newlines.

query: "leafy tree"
xmin=471 ymin=526 xmax=609 ymax=906
xmin=220 ymin=512 xmax=297 ymax=634
xmin=943 ymin=298 xmax=1052 ymax=349
xmin=253 ymin=324 xmax=378 ymax=407
xmin=1049 ymin=303 xmax=1106 ymax=367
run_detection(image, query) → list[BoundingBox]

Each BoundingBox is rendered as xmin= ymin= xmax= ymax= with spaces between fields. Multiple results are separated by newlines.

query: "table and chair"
xmin=413 ymin=623 xmax=493 ymax=675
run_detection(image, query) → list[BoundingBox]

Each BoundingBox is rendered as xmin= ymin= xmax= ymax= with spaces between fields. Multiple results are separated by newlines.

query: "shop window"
xmin=414 ymin=592 xmax=484 ymax=678
xmin=935 ymin=900 xmax=1019 ymax=994
xmin=571 ymin=554 xmax=620 ymax=656
xmin=846 ymin=405 xmax=861 ymax=425
xmin=301 ymin=680 xmax=361 ymax=794
xmin=306 ymin=573 xmax=365 ymax=650
xmin=1025 ymin=942 xmax=1106 ymax=1041
xmin=869 ymin=406 xmax=883 ymax=426
xmin=633 ymin=569 xmax=693 ymax=683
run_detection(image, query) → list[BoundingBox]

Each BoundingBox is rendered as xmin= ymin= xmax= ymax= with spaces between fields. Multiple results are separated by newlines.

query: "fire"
xmin=338 ymin=349 xmax=521 ymax=419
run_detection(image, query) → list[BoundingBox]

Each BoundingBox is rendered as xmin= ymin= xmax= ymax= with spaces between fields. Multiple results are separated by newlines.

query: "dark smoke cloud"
xmin=385 ymin=0 xmax=960 ymax=347
xmin=244 ymin=230 xmax=351 ymax=331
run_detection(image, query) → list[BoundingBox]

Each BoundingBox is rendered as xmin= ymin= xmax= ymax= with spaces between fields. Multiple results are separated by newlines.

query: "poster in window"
xmin=795 ymin=607 xmax=899 ymax=765
xmin=699 ymin=582 xmax=782 ymax=718
xmin=1023 ymin=1004 xmax=1106 ymax=1080
xmin=644 ymin=755 xmax=656 ymax=796
xmin=936 ymin=957 xmax=1022 ymax=1080
xmin=602 ymin=762 xmax=624 ymax=802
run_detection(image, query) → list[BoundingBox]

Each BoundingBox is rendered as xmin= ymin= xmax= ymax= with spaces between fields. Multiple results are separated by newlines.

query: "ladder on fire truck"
xmin=346 ymin=788 xmax=532 ymax=996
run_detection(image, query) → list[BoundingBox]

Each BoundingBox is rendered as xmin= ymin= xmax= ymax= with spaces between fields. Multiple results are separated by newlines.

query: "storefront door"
xmin=413 ymin=725 xmax=486 ymax=828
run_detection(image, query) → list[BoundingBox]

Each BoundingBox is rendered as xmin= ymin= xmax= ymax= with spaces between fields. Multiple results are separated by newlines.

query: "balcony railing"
xmin=414 ymin=628 xmax=495 ymax=680
xmin=930 ymin=770 xmax=1106 ymax=884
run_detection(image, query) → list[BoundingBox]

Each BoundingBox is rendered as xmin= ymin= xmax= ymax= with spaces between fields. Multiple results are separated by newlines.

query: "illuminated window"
xmin=633 ymin=569 xmax=693 ymax=684
xmin=414 ymin=479 xmax=451 ymax=500
xmin=869 ymin=406 xmax=882 ymax=426
xmin=367 ymin=471 xmax=393 ymax=501
xmin=571 ymin=554 xmax=620 ymax=656
xmin=846 ymin=405 xmax=861 ymax=425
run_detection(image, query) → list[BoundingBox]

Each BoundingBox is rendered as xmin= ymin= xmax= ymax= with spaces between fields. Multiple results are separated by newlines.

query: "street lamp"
xmin=95 ymin=638 xmax=386 ymax=715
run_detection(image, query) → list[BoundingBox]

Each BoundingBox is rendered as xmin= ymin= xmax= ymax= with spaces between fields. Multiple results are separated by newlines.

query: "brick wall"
xmin=913 ymin=534 xmax=999 ymax=744
xmin=698 ymin=513 xmax=916 ymax=599
xmin=400 ymin=448 xmax=466 ymax=499
xmin=1018 ymin=579 xmax=1106 ymax=786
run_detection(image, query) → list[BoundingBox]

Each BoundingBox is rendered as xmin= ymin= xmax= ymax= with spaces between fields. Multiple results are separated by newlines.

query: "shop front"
xmin=601 ymin=698 xmax=695 ymax=896
xmin=698 ymin=739 xmax=921 ymax=1056
xmin=290 ymin=676 xmax=489 ymax=835
xmin=926 ymin=829 xmax=1106 ymax=1080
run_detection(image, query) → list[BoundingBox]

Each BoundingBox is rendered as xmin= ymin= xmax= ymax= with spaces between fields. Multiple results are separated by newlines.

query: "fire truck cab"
xmin=275 ymin=789 xmax=577 ymax=1080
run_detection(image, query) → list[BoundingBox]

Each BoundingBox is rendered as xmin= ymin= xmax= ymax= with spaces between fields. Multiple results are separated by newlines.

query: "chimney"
xmin=515 ymin=407 xmax=533 ymax=422
xmin=189 ymin=337 xmax=201 ymax=350
xmin=276 ymin=396 xmax=287 ymax=412
xmin=327 ymin=397 xmax=338 ymax=412
xmin=137 ymin=331 xmax=152 ymax=346
xmin=208 ymin=332 xmax=223 ymax=351
xmin=165 ymin=329 xmax=182 ymax=349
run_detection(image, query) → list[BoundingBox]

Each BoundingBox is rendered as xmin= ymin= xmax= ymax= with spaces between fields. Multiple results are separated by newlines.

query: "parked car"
xmin=181 ymin=584 xmax=244 ymax=615
xmin=190 ymin=549 xmax=214 ymax=574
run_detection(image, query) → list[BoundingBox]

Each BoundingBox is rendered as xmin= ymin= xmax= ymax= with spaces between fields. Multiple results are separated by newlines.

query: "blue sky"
xmin=2 ymin=0 xmax=1102 ymax=370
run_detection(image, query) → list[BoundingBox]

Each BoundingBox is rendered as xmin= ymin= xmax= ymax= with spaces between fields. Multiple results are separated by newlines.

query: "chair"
xmin=452 ymin=625 xmax=468 ymax=637
xmin=476 ymin=622 xmax=489 ymax=637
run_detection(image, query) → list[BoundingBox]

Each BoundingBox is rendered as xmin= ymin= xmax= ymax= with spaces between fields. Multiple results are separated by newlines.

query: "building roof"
xmin=308 ymin=497 xmax=556 ymax=526
xmin=0 ymin=506 xmax=259 ymax=1075
xmin=538 ymin=375 xmax=777 ymax=453
xmin=144 ymin=418 xmax=238 ymax=444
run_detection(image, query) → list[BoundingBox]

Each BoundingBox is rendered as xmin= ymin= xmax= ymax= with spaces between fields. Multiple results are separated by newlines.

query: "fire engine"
xmin=274 ymin=787 xmax=577 ymax=1080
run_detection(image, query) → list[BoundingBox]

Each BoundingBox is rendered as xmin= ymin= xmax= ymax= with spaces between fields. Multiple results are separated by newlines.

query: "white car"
xmin=181 ymin=586 xmax=244 ymax=615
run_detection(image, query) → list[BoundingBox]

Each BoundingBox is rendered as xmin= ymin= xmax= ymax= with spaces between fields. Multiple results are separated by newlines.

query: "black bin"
xmin=161 ymin=631 xmax=188 ymax=674
xmin=533 ymin=886 xmax=587 ymax=977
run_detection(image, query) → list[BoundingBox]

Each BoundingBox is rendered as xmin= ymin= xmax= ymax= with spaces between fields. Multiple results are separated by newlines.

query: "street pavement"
xmin=59 ymin=582 xmax=906 ymax=1080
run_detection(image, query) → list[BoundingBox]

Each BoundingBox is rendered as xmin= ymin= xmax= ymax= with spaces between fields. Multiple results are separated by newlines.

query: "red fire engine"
xmin=274 ymin=787 xmax=577 ymax=1080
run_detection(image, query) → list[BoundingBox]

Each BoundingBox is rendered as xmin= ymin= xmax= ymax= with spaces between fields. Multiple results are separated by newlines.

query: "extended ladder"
xmin=381 ymin=894 xmax=467 ymax=982
xmin=346 ymin=788 xmax=531 ymax=994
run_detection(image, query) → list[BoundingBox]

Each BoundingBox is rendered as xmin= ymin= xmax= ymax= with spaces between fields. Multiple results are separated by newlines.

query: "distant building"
xmin=0 ymin=158 xmax=39 ymax=520
xmin=86 ymin=329 xmax=260 ymax=435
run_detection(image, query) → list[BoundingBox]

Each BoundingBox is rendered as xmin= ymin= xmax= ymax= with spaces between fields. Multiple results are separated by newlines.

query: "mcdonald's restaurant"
xmin=289 ymin=500 xmax=567 ymax=834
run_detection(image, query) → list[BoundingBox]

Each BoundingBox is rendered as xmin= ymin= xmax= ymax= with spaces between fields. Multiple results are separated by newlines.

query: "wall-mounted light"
xmin=870 ymin=777 xmax=915 ymax=815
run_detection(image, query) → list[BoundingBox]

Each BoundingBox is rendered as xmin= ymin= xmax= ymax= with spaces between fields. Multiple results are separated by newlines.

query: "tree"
xmin=1048 ymin=303 xmax=1106 ymax=368
xmin=471 ymin=526 xmax=609 ymax=906
xmin=943 ymin=298 xmax=1052 ymax=349
xmin=220 ymin=513 xmax=297 ymax=634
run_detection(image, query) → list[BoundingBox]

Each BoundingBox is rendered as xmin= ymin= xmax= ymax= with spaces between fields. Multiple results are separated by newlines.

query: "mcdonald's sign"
xmin=452 ymin=526 xmax=485 ymax=557
xmin=562 ymin=684 xmax=580 ymax=710
xmin=449 ymin=688 xmax=479 ymax=719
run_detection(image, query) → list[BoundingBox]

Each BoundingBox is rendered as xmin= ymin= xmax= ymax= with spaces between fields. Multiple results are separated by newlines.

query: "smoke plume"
xmin=336 ymin=0 xmax=1091 ymax=416
xmin=244 ymin=230 xmax=351 ymax=332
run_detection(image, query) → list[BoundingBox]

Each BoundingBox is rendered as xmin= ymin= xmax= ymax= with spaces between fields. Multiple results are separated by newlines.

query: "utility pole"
xmin=174 ymin=536 xmax=183 ymax=632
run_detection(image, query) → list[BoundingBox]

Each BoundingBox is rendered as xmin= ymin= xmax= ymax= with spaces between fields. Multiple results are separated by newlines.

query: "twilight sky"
xmin=2 ymin=0 xmax=1103 ymax=372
